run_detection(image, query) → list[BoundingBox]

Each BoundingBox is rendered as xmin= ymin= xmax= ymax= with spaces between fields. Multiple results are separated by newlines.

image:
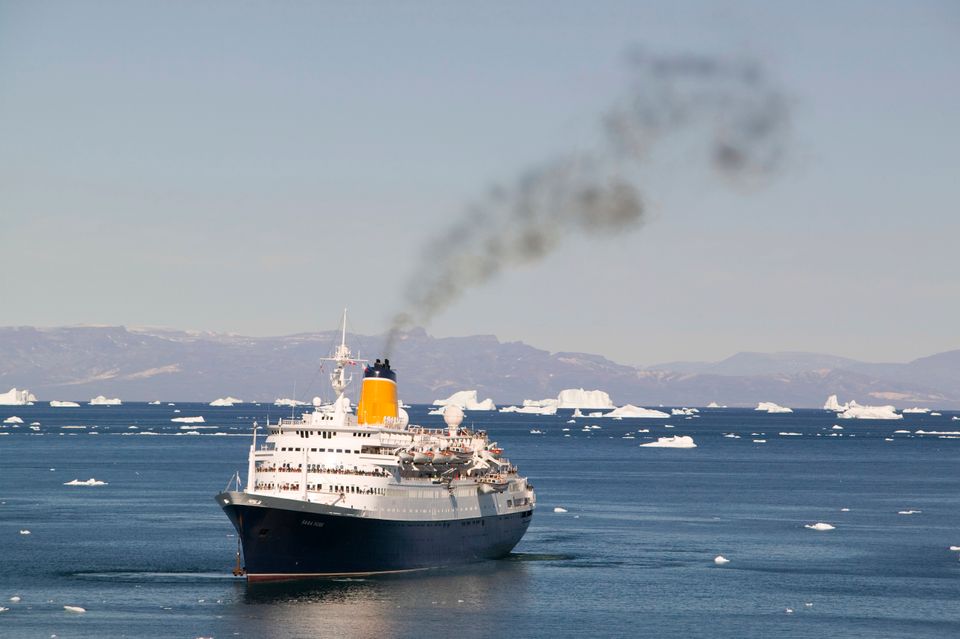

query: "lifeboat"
xmin=434 ymin=450 xmax=456 ymax=464
xmin=397 ymin=451 xmax=414 ymax=464
xmin=413 ymin=450 xmax=434 ymax=464
xmin=488 ymin=447 xmax=503 ymax=458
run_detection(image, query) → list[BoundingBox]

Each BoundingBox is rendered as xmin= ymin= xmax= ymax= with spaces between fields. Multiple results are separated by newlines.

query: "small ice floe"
xmin=64 ymin=478 xmax=108 ymax=487
xmin=210 ymin=397 xmax=242 ymax=407
xmin=50 ymin=401 xmax=81 ymax=407
xmin=804 ymin=522 xmax=835 ymax=531
xmin=840 ymin=508 xmax=850 ymax=512
xmin=831 ymin=425 xmax=843 ymax=430
xmin=171 ymin=416 xmax=204 ymax=424
xmin=931 ymin=412 xmax=942 ymax=416
xmin=902 ymin=407 xmax=930 ymax=414
xmin=553 ymin=507 xmax=568 ymax=513
xmin=148 ymin=400 xmax=161 ymax=405
xmin=948 ymin=546 xmax=960 ymax=552
xmin=63 ymin=605 xmax=86 ymax=613
xmin=0 ymin=607 xmax=8 ymax=613
xmin=804 ymin=602 xmax=813 ymax=607
xmin=723 ymin=433 xmax=741 ymax=439
xmin=785 ymin=608 xmax=794 ymax=615
xmin=779 ymin=432 xmax=802 ymax=436
xmin=3 ymin=416 xmax=23 ymax=424
xmin=19 ymin=529 xmax=30 ymax=535
xmin=640 ymin=435 xmax=696 ymax=448
xmin=88 ymin=395 xmax=121 ymax=406
xmin=566 ymin=419 xmax=575 ymax=424
xmin=9 ymin=596 xmax=20 ymax=602
xmin=752 ymin=439 xmax=767 ymax=443
xmin=714 ymin=555 xmax=730 ymax=565
xmin=838 ymin=404 xmax=901 ymax=420
xmin=897 ymin=510 xmax=922 ymax=515
xmin=755 ymin=402 xmax=792 ymax=413
xmin=672 ymin=407 xmax=699 ymax=416
xmin=529 ymin=429 xmax=543 ymax=435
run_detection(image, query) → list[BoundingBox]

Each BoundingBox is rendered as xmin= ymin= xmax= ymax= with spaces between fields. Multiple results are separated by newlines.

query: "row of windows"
xmin=278 ymin=447 xmax=361 ymax=454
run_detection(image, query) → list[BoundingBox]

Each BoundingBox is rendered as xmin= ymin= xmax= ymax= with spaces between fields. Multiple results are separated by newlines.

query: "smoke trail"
xmin=386 ymin=49 xmax=789 ymax=353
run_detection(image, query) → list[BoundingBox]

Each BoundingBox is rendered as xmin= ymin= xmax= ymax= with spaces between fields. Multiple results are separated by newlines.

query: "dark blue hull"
xmin=218 ymin=493 xmax=533 ymax=580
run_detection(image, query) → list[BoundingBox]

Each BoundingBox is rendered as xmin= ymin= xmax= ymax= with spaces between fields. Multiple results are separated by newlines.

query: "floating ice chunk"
xmin=640 ymin=435 xmax=696 ymax=448
xmin=779 ymin=432 xmax=802 ymax=436
xmin=9 ymin=596 xmax=19 ymax=602
xmin=170 ymin=416 xmax=205 ymax=423
xmin=3 ymin=416 xmax=23 ymax=424
xmin=19 ymin=530 xmax=30 ymax=535
xmin=0 ymin=607 xmax=7 ymax=613
xmin=897 ymin=510 xmax=921 ymax=515
xmin=831 ymin=425 xmax=843 ymax=430
xmin=756 ymin=402 xmax=792 ymax=413
xmin=714 ymin=555 xmax=730 ymax=565
xmin=49 ymin=401 xmax=80 ymax=407
xmin=556 ymin=389 xmax=614 ymax=409
xmin=785 ymin=608 xmax=794 ymax=614
xmin=902 ymin=407 xmax=931 ymax=414
xmin=671 ymin=407 xmax=699 ymax=416
xmin=824 ymin=394 xmax=849 ymax=411
xmin=603 ymin=404 xmax=670 ymax=419
xmin=804 ymin=522 xmax=835 ymax=531
xmin=0 ymin=388 xmax=37 ymax=405
xmin=63 ymin=605 xmax=86 ymax=613
xmin=64 ymin=478 xmax=108 ymax=486
xmin=723 ymin=433 xmax=741 ymax=439
xmin=427 ymin=408 xmax=444 ymax=415
xmin=753 ymin=439 xmax=767 ymax=443
xmin=89 ymin=395 xmax=121 ymax=406
xmin=931 ymin=412 xmax=942 ymax=416
xmin=566 ymin=419 xmax=575 ymax=424
xmin=949 ymin=546 xmax=960 ymax=551
xmin=884 ymin=437 xmax=894 ymax=441
xmin=529 ymin=429 xmax=543 ymax=435
xmin=148 ymin=400 xmax=161 ymax=405
xmin=915 ymin=430 xmax=960 ymax=436
xmin=210 ymin=397 xmax=243 ymax=407
xmin=432 ymin=390 xmax=496 ymax=411
xmin=707 ymin=401 xmax=725 ymax=408
xmin=274 ymin=398 xmax=307 ymax=407
xmin=838 ymin=404 xmax=901 ymax=420
xmin=553 ymin=507 xmax=568 ymax=513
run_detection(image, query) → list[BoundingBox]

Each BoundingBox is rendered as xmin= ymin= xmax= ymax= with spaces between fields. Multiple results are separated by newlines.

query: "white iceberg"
xmin=171 ymin=416 xmax=205 ymax=424
xmin=64 ymin=605 xmax=86 ymax=613
xmin=824 ymin=394 xmax=850 ymax=411
xmin=19 ymin=530 xmax=30 ymax=535
xmin=50 ymin=401 xmax=81 ymax=407
xmin=148 ymin=400 xmax=161 ymax=405
xmin=641 ymin=435 xmax=697 ymax=448
xmin=89 ymin=395 xmax=121 ymax=406
xmin=556 ymin=389 xmax=614 ymax=409
xmin=707 ymin=401 xmax=724 ymax=408
xmin=0 ymin=388 xmax=36 ymax=405
xmin=902 ymin=407 xmax=931 ymax=414
xmin=210 ymin=397 xmax=243 ymax=407
xmin=804 ymin=522 xmax=835 ymax=531
xmin=274 ymin=398 xmax=307 ymax=407
xmin=602 ymin=404 xmax=670 ymax=419
xmin=779 ymin=432 xmax=802 ymax=436
xmin=432 ymin=390 xmax=496 ymax=411
xmin=64 ymin=478 xmax=108 ymax=486
xmin=3 ymin=416 xmax=23 ymax=424
xmin=755 ymin=402 xmax=793 ymax=413
xmin=553 ymin=507 xmax=568 ymax=513
xmin=714 ymin=555 xmax=730 ymax=565
xmin=671 ymin=407 xmax=699 ymax=416
xmin=897 ymin=509 xmax=922 ymax=515
xmin=838 ymin=403 xmax=901 ymax=420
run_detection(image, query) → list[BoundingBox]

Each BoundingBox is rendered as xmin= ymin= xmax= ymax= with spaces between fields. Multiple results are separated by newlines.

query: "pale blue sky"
xmin=1 ymin=1 xmax=958 ymax=365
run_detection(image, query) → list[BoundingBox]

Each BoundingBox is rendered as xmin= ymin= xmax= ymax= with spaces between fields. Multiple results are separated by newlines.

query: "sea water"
xmin=1 ymin=404 xmax=959 ymax=638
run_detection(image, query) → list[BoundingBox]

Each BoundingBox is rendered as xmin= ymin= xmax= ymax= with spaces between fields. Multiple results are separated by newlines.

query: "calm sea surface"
xmin=1 ymin=403 xmax=959 ymax=638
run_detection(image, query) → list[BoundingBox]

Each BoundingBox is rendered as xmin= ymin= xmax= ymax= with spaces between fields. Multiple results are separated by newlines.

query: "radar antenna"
xmin=320 ymin=308 xmax=366 ymax=399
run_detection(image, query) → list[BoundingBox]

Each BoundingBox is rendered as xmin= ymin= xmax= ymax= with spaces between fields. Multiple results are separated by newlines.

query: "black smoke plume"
xmin=386 ymin=49 xmax=789 ymax=353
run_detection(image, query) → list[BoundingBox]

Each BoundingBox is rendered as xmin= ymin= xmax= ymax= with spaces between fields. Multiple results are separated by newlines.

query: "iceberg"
xmin=0 ymin=388 xmax=36 ymax=405
xmin=671 ymin=407 xmax=699 ymax=416
xmin=897 ymin=510 xmax=921 ymax=515
xmin=89 ymin=395 xmax=121 ymax=406
xmin=148 ymin=400 xmax=161 ymax=405
xmin=274 ymin=398 xmax=307 ymax=407
xmin=902 ymin=407 xmax=931 ymax=414
xmin=755 ymin=402 xmax=792 ymax=413
xmin=706 ymin=401 xmax=727 ymax=408
xmin=3 ymin=416 xmax=24 ymax=424
xmin=64 ymin=605 xmax=86 ymax=614
xmin=553 ymin=507 xmax=568 ymax=513
xmin=838 ymin=404 xmax=901 ymax=420
xmin=603 ymin=404 xmax=670 ymax=419
xmin=171 ymin=416 xmax=205 ymax=423
xmin=714 ymin=555 xmax=730 ymax=565
xmin=19 ymin=530 xmax=30 ymax=535
xmin=556 ymin=389 xmax=614 ymax=409
xmin=210 ymin=397 xmax=243 ymax=407
xmin=432 ymin=390 xmax=496 ymax=411
xmin=64 ymin=478 xmax=108 ymax=486
xmin=641 ymin=435 xmax=697 ymax=448
xmin=50 ymin=401 xmax=81 ymax=407
xmin=804 ymin=522 xmax=835 ymax=531
xmin=824 ymin=394 xmax=850 ymax=411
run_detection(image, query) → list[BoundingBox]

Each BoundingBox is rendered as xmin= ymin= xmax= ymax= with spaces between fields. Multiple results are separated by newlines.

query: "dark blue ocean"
xmin=2 ymin=403 xmax=960 ymax=638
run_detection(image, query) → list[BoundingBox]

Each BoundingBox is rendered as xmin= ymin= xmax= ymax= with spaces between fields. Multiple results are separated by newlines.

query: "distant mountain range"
xmin=1 ymin=325 xmax=958 ymax=408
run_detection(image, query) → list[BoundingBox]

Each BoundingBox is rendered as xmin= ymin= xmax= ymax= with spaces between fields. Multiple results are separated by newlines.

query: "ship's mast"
xmin=322 ymin=308 xmax=362 ymax=399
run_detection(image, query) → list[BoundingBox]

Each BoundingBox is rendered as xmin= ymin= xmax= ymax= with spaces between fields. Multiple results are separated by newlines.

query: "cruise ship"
xmin=216 ymin=318 xmax=536 ymax=581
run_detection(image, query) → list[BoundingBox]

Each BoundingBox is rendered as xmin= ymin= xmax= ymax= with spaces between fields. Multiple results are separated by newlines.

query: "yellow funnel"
xmin=357 ymin=359 xmax=398 ymax=425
